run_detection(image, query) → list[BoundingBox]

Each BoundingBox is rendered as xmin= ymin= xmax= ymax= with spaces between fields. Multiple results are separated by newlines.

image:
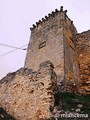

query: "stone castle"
xmin=0 ymin=6 xmax=90 ymax=120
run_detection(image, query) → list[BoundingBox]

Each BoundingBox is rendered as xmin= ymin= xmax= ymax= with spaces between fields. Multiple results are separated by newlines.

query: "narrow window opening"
xmin=39 ymin=41 xmax=46 ymax=49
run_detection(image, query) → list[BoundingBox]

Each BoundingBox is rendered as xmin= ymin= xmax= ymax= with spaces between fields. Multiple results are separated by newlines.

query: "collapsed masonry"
xmin=0 ymin=6 xmax=90 ymax=120
xmin=0 ymin=61 xmax=57 ymax=120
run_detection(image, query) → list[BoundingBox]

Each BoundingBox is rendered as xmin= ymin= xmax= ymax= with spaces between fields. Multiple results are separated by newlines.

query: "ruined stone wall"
xmin=0 ymin=61 xmax=57 ymax=120
xmin=76 ymin=30 xmax=90 ymax=94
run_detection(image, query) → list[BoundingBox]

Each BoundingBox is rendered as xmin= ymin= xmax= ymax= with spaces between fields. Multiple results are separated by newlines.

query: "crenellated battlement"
xmin=30 ymin=6 xmax=70 ymax=31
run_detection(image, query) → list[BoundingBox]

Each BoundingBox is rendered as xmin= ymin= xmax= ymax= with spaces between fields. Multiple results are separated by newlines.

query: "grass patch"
xmin=54 ymin=92 xmax=90 ymax=114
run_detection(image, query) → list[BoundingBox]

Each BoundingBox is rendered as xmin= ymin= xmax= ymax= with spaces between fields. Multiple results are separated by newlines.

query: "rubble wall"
xmin=0 ymin=61 xmax=57 ymax=120
xmin=76 ymin=30 xmax=90 ymax=94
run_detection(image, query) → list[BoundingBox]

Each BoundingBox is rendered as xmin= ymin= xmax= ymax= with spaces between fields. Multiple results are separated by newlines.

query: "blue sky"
xmin=0 ymin=0 xmax=90 ymax=79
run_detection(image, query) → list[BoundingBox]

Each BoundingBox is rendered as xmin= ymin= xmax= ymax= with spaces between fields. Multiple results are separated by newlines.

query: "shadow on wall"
xmin=0 ymin=107 xmax=16 ymax=120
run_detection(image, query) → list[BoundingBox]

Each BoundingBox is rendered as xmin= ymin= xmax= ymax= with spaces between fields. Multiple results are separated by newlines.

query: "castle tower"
xmin=25 ymin=6 xmax=79 ymax=91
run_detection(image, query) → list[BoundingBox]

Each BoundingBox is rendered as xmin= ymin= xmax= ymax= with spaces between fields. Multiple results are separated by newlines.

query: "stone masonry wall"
xmin=24 ymin=7 xmax=78 ymax=90
xmin=76 ymin=30 xmax=90 ymax=94
xmin=0 ymin=61 xmax=57 ymax=120
xmin=61 ymin=16 xmax=79 ymax=93
xmin=25 ymin=9 xmax=65 ymax=85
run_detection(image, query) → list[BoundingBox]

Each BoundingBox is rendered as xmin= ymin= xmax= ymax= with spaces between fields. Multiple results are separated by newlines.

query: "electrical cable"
xmin=0 ymin=44 xmax=27 ymax=58
xmin=0 ymin=43 xmax=26 ymax=50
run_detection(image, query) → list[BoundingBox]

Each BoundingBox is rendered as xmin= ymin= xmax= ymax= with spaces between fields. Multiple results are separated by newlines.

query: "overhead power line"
xmin=0 ymin=44 xmax=27 ymax=58
xmin=0 ymin=43 xmax=26 ymax=50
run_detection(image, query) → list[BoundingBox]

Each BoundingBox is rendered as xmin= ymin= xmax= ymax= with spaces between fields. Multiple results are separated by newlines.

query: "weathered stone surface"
xmin=24 ymin=9 xmax=79 ymax=93
xmin=24 ymin=7 xmax=90 ymax=94
xmin=76 ymin=30 xmax=90 ymax=94
xmin=0 ymin=61 xmax=57 ymax=120
xmin=0 ymin=6 xmax=90 ymax=120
